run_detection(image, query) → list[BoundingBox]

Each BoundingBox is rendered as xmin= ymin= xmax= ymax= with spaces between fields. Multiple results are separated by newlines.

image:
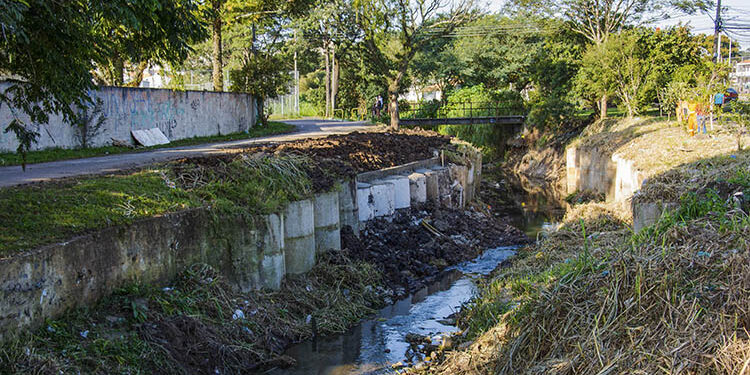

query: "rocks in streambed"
xmin=342 ymin=204 xmax=530 ymax=294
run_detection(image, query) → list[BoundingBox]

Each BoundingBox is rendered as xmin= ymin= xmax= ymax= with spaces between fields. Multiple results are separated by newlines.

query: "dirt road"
xmin=0 ymin=119 xmax=375 ymax=188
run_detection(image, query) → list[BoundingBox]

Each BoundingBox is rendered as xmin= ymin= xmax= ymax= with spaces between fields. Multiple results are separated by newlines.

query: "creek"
xmin=265 ymin=188 xmax=562 ymax=375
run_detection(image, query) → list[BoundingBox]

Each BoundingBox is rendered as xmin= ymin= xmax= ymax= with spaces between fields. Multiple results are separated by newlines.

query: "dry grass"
xmin=635 ymin=150 xmax=750 ymax=204
xmin=428 ymin=189 xmax=750 ymax=374
xmin=570 ymin=117 xmax=750 ymax=194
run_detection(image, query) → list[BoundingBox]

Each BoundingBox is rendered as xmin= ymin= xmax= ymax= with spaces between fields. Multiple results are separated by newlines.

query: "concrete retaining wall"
xmin=313 ymin=191 xmax=341 ymax=253
xmin=567 ymin=145 xmax=675 ymax=233
xmin=0 ymin=150 xmax=483 ymax=340
xmin=283 ymin=199 xmax=315 ymax=275
xmin=0 ymin=210 xmax=282 ymax=341
xmin=0 ymin=83 xmax=256 ymax=152
xmin=566 ymin=146 xmax=647 ymax=204
xmin=632 ymin=200 xmax=680 ymax=232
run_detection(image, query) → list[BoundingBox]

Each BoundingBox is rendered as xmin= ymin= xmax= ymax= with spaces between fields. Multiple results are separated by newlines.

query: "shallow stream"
xmin=266 ymin=206 xmax=560 ymax=375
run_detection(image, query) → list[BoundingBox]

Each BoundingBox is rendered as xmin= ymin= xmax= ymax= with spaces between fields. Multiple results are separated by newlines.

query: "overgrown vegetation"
xmin=0 ymin=152 xmax=312 ymax=256
xmin=0 ymin=121 xmax=295 ymax=167
xmin=424 ymin=150 xmax=750 ymax=374
xmin=0 ymin=251 xmax=385 ymax=374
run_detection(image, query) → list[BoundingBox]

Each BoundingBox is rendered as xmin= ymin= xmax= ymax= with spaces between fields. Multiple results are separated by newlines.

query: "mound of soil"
xmin=174 ymin=129 xmax=452 ymax=193
xmin=262 ymin=130 xmax=451 ymax=173
xmin=342 ymin=204 xmax=530 ymax=293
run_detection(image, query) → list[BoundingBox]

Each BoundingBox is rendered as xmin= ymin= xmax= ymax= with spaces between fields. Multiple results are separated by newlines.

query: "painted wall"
xmin=0 ymin=83 xmax=256 ymax=152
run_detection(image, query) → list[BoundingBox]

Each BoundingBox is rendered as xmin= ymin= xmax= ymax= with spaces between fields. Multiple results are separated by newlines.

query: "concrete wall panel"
xmin=314 ymin=191 xmax=341 ymax=253
xmin=338 ymin=180 xmax=360 ymax=234
xmin=283 ymin=200 xmax=315 ymax=275
xmin=408 ymin=172 xmax=427 ymax=204
xmin=0 ymin=84 xmax=256 ymax=152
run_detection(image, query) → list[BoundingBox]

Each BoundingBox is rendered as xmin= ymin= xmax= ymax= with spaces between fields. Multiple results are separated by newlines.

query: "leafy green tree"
xmin=353 ymin=0 xmax=475 ymax=129
xmin=1 ymin=0 xmax=206 ymax=169
xmin=91 ymin=0 xmax=206 ymax=86
xmin=230 ymin=53 xmax=291 ymax=125
xmin=451 ymin=16 xmax=543 ymax=92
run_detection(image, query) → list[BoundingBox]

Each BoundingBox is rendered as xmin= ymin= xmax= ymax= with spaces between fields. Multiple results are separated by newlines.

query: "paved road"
xmin=0 ymin=119 xmax=375 ymax=188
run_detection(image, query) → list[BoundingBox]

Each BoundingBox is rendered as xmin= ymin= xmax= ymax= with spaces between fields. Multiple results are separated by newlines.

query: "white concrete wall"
xmin=283 ymin=199 xmax=316 ymax=275
xmin=0 ymin=83 xmax=256 ymax=152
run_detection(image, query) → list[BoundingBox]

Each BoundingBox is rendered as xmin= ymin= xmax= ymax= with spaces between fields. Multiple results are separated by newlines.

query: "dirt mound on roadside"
xmin=253 ymin=130 xmax=451 ymax=173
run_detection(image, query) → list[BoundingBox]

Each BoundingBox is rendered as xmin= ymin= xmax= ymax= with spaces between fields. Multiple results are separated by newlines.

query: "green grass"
xmin=0 ymin=121 xmax=296 ymax=167
xmin=0 ymin=153 xmax=313 ymax=256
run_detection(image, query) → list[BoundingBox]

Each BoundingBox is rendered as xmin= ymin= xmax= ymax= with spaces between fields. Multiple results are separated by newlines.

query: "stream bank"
xmin=398 ymin=118 xmax=750 ymax=374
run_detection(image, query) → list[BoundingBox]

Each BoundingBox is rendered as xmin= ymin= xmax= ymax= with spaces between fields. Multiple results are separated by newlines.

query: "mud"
xmin=342 ymin=204 xmax=530 ymax=295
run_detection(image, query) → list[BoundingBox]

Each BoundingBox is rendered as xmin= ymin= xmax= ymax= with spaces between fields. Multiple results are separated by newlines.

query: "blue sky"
xmin=478 ymin=0 xmax=750 ymax=46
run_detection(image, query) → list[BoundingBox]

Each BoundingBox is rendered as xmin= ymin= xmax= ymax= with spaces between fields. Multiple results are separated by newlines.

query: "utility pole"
xmin=728 ymin=35 xmax=732 ymax=64
xmin=713 ymin=0 xmax=722 ymax=63
xmin=294 ymin=30 xmax=299 ymax=116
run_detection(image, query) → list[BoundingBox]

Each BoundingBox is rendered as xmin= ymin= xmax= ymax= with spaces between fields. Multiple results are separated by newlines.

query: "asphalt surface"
xmin=0 ymin=119 xmax=375 ymax=188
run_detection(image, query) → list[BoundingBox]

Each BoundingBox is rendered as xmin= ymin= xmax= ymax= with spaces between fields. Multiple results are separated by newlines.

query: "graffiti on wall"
xmin=0 ymin=83 xmax=255 ymax=152
xmin=100 ymin=90 xmax=188 ymax=139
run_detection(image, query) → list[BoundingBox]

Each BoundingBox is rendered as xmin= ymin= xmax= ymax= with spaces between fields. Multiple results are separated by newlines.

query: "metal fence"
xmin=399 ymin=101 xmax=522 ymax=120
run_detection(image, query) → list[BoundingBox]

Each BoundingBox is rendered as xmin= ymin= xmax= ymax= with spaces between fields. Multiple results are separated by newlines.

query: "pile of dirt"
xmin=342 ymin=204 xmax=530 ymax=294
xmin=253 ymin=130 xmax=451 ymax=173
xmin=173 ymin=129 xmax=452 ymax=192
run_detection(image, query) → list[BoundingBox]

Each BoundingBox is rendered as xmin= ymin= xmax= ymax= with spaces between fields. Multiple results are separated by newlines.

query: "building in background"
xmin=731 ymin=60 xmax=750 ymax=94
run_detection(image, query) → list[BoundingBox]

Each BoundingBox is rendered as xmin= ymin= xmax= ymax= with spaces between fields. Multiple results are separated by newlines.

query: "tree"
xmin=230 ymin=53 xmax=291 ymax=125
xmin=1 ymin=0 xmax=206 ymax=169
xmin=554 ymin=0 xmax=666 ymax=118
xmin=210 ymin=0 xmax=225 ymax=91
xmin=353 ymin=0 xmax=476 ymax=129
xmin=91 ymin=0 xmax=206 ymax=86
xmin=450 ymin=16 xmax=543 ymax=92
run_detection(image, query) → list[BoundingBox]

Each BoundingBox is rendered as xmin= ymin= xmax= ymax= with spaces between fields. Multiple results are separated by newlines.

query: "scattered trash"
xmin=80 ymin=330 xmax=89 ymax=338
xmin=232 ymin=309 xmax=245 ymax=320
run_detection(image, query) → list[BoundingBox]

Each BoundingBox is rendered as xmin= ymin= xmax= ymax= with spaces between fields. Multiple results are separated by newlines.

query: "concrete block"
xmin=431 ymin=166 xmax=452 ymax=206
xmin=284 ymin=199 xmax=316 ymax=275
xmin=632 ymin=201 xmax=679 ymax=232
xmin=370 ymin=180 xmax=395 ymax=217
xmin=384 ymin=175 xmax=411 ymax=209
xmin=566 ymin=146 xmax=578 ymax=194
xmin=417 ymin=168 xmax=439 ymax=203
xmin=259 ymin=213 xmax=285 ymax=290
xmin=356 ymin=182 xmax=374 ymax=222
xmin=338 ymin=180 xmax=359 ymax=234
xmin=408 ymin=172 xmax=427 ymax=204
xmin=449 ymin=164 xmax=469 ymax=208
xmin=314 ymin=191 xmax=341 ymax=253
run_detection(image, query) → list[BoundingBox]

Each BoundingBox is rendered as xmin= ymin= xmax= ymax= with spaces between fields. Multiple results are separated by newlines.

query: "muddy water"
xmin=265 ymin=247 xmax=517 ymax=375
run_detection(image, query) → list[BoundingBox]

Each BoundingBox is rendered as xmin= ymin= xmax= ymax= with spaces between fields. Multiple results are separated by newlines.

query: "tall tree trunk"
xmin=211 ymin=0 xmax=224 ymax=92
xmin=388 ymin=75 xmax=402 ymax=130
xmin=600 ymin=94 xmax=608 ymax=119
xmin=111 ymin=57 xmax=125 ymax=86
xmin=126 ymin=61 xmax=149 ymax=87
xmin=331 ymin=43 xmax=339 ymax=118
xmin=324 ymin=44 xmax=330 ymax=118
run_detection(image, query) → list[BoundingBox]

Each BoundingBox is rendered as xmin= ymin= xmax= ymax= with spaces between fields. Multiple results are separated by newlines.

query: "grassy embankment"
xmin=0 ymin=121 xmax=295 ymax=167
xmin=424 ymin=117 xmax=750 ymax=374
xmin=0 ymin=153 xmax=315 ymax=257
